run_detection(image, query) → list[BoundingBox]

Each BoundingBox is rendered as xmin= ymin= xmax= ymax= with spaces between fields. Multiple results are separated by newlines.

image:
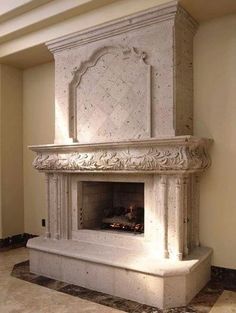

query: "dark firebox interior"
xmin=81 ymin=181 xmax=144 ymax=233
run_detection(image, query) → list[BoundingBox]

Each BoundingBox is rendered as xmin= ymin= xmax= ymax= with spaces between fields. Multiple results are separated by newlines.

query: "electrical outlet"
xmin=42 ymin=219 xmax=46 ymax=227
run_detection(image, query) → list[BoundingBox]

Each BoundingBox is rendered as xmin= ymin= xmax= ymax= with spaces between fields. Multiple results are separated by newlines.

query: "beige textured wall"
xmin=194 ymin=14 xmax=236 ymax=269
xmin=23 ymin=62 xmax=54 ymax=235
xmin=0 ymin=67 xmax=2 ymax=238
xmin=0 ymin=64 xmax=24 ymax=238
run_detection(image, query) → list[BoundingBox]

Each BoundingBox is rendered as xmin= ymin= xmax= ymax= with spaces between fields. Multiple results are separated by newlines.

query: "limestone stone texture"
xmin=27 ymin=1 xmax=213 ymax=310
xmin=47 ymin=1 xmax=197 ymax=144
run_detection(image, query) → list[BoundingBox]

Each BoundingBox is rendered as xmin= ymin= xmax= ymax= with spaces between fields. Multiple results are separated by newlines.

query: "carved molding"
xmin=46 ymin=2 xmax=197 ymax=53
xmin=31 ymin=138 xmax=211 ymax=173
xmin=71 ymin=46 xmax=148 ymax=84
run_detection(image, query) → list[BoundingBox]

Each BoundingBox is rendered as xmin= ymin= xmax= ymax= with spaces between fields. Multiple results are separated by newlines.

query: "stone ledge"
xmin=27 ymin=236 xmax=212 ymax=278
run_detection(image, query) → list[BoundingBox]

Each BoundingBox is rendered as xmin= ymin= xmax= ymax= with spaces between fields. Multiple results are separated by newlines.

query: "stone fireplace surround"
xmin=27 ymin=1 xmax=212 ymax=309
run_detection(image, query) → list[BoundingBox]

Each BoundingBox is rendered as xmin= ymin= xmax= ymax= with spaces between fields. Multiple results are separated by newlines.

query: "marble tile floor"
xmin=0 ymin=248 xmax=123 ymax=313
xmin=0 ymin=247 xmax=235 ymax=313
xmin=209 ymin=291 xmax=236 ymax=313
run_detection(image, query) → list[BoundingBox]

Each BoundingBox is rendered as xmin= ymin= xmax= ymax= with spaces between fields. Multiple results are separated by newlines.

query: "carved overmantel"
xmin=47 ymin=1 xmax=198 ymax=144
xmin=30 ymin=136 xmax=211 ymax=174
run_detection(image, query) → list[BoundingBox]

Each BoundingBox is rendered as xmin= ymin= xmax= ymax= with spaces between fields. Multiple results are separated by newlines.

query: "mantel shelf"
xmin=29 ymin=136 xmax=212 ymax=174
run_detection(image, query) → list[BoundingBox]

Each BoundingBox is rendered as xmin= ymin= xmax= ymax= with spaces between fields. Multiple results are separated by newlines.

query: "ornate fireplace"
xmin=27 ymin=2 xmax=212 ymax=309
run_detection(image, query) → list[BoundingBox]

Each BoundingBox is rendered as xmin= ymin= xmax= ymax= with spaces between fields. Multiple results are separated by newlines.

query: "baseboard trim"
xmin=211 ymin=266 xmax=236 ymax=291
xmin=0 ymin=233 xmax=37 ymax=251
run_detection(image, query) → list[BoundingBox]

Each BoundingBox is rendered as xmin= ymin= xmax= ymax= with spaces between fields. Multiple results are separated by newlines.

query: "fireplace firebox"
xmin=80 ymin=181 xmax=144 ymax=233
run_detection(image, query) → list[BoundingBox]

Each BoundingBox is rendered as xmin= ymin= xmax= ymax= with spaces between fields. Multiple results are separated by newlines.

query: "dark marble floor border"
xmin=0 ymin=233 xmax=36 ymax=252
xmin=211 ymin=266 xmax=236 ymax=292
xmin=11 ymin=260 xmax=232 ymax=313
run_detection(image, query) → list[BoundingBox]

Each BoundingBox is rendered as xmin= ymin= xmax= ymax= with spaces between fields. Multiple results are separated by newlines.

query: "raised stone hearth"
xmin=27 ymin=1 xmax=213 ymax=309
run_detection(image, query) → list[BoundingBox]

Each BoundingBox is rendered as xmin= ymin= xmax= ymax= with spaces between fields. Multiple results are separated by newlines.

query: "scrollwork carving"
xmin=32 ymin=142 xmax=211 ymax=173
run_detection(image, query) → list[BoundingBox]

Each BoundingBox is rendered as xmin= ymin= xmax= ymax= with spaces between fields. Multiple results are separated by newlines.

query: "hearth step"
xmin=27 ymin=236 xmax=211 ymax=277
xmin=27 ymin=236 xmax=212 ymax=309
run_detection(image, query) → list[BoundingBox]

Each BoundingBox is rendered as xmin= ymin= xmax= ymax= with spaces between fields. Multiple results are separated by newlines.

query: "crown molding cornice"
xmin=46 ymin=1 xmax=197 ymax=54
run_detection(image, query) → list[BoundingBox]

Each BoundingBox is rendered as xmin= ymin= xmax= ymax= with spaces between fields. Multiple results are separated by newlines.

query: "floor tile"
xmin=0 ymin=248 xmax=125 ymax=313
xmin=209 ymin=290 xmax=236 ymax=313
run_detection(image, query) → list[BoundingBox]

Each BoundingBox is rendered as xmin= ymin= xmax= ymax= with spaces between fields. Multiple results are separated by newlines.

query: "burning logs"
xmin=102 ymin=205 xmax=144 ymax=233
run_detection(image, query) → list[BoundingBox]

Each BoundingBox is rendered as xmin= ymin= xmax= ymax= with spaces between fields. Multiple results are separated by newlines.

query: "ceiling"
xmin=180 ymin=0 xmax=236 ymax=22
xmin=1 ymin=0 xmax=236 ymax=69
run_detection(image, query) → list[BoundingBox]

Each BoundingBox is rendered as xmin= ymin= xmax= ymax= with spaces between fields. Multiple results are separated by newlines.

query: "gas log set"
xmin=101 ymin=205 xmax=144 ymax=233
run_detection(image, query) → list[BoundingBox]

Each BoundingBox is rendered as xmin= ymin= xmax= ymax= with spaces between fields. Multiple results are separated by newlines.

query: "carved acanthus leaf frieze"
xmin=32 ymin=142 xmax=211 ymax=173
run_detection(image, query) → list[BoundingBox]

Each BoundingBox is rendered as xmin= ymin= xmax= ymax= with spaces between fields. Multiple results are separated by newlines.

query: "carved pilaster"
xmin=183 ymin=176 xmax=189 ymax=256
xmin=71 ymin=179 xmax=83 ymax=235
xmin=45 ymin=173 xmax=51 ymax=238
xmin=52 ymin=174 xmax=60 ymax=240
xmin=192 ymin=174 xmax=200 ymax=247
xmin=66 ymin=174 xmax=72 ymax=239
xmin=160 ymin=175 xmax=169 ymax=258
xmin=60 ymin=174 xmax=71 ymax=239
xmin=175 ymin=176 xmax=184 ymax=260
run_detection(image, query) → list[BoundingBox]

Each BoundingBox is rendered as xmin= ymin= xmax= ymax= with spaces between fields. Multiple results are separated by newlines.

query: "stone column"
xmin=60 ymin=174 xmax=71 ymax=239
xmin=52 ymin=173 xmax=60 ymax=240
xmin=192 ymin=174 xmax=200 ymax=247
xmin=175 ymin=176 xmax=184 ymax=260
xmin=45 ymin=173 xmax=51 ymax=238
xmin=160 ymin=175 xmax=169 ymax=258
xmin=183 ymin=176 xmax=189 ymax=256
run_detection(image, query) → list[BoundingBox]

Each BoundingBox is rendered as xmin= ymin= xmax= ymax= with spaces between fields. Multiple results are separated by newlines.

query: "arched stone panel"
xmin=69 ymin=46 xmax=152 ymax=143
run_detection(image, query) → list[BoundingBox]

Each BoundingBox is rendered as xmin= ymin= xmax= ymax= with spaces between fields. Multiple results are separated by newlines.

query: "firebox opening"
xmin=81 ymin=181 xmax=144 ymax=234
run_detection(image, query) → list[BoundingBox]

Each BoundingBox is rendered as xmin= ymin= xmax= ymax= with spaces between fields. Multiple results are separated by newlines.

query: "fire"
xmin=102 ymin=205 xmax=144 ymax=233
xmin=103 ymin=221 xmax=144 ymax=233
